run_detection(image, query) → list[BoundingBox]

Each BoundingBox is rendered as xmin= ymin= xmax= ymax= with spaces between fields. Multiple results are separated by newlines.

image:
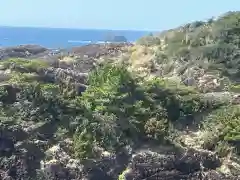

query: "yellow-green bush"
xmin=230 ymin=84 xmax=240 ymax=93
xmin=8 ymin=72 xmax=38 ymax=83
xmin=1 ymin=58 xmax=49 ymax=71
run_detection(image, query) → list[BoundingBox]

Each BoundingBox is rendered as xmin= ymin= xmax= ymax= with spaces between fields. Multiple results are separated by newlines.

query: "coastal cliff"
xmin=0 ymin=11 xmax=240 ymax=180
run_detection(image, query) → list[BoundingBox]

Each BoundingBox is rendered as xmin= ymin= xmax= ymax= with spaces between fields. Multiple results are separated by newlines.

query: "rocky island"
xmin=0 ymin=11 xmax=240 ymax=180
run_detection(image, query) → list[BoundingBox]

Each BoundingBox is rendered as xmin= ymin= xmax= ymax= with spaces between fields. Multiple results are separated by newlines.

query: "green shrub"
xmin=230 ymin=84 xmax=240 ymax=92
xmin=73 ymin=65 xmax=194 ymax=158
xmin=202 ymin=105 xmax=240 ymax=154
xmin=1 ymin=58 xmax=49 ymax=71
xmin=73 ymin=65 xmax=145 ymax=157
xmin=73 ymin=128 xmax=95 ymax=159
xmin=7 ymin=72 xmax=38 ymax=83
xmin=215 ymin=141 xmax=233 ymax=158
xmin=144 ymin=117 xmax=169 ymax=140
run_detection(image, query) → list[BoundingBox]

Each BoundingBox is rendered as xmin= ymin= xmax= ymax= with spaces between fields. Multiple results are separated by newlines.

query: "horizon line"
xmin=0 ymin=25 xmax=159 ymax=32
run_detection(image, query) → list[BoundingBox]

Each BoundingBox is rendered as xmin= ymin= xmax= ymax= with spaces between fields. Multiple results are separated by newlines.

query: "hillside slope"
xmin=0 ymin=12 xmax=240 ymax=180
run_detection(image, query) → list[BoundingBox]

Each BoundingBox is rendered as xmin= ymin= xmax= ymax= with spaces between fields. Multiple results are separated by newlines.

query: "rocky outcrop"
xmin=0 ymin=45 xmax=49 ymax=60
xmin=71 ymin=43 xmax=133 ymax=59
xmin=0 ymin=83 xmax=21 ymax=103
xmin=38 ymin=67 xmax=88 ymax=85
xmin=122 ymin=149 xmax=238 ymax=180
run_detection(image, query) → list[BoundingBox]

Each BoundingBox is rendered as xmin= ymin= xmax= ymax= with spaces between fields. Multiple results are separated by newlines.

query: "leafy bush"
xmin=202 ymin=105 xmax=240 ymax=154
xmin=144 ymin=117 xmax=168 ymax=140
xmin=73 ymin=65 xmax=205 ymax=158
xmin=73 ymin=65 xmax=145 ymax=158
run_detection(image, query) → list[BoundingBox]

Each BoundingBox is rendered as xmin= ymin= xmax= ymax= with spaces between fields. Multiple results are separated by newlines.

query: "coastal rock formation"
xmin=70 ymin=43 xmax=133 ymax=59
xmin=1 ymin=122 xmax=239 ymax=180
xmin=122 ymin=149 xmax=237 ymax=180
xmin=1 ymin=11 xmax=240 ymax=180
xmin=0 ymin=45 xmax=49 ymax=60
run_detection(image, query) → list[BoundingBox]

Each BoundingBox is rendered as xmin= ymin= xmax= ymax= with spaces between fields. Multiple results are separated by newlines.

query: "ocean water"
xmin=0 ymin=26 xmax=152 ymax=49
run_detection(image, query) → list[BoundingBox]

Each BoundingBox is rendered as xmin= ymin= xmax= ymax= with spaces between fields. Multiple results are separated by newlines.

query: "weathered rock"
xmin=71 ymin=43 xmax=132 ymax=59
xmin=38 ymin=67 xmax=88 ymax=84
xmin=41 ymin=142 xmax=84 ymax=180
xmin=122 ymin=148 xmax=237 ymax=180
xmin=0 ymin=84 xmax=21 ymax=103
xmin=0 ymin=45 xmax=48 ymax=60
xmin=0 ymin=70 xmax=11 ymax=82
xmin=75 ymin=83 xmax=87 ymax=95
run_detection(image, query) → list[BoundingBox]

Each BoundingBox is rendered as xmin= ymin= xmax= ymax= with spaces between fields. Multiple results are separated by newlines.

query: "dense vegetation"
xmin=134 ymin=11 xmax=240 ymax=159
xmin=0 ymin=11 xmax=240 ymax=179
xmin=137 ymin=11 xmax=240 ymax=83
xmin=0 ymin=60 xmax=215 ymax=158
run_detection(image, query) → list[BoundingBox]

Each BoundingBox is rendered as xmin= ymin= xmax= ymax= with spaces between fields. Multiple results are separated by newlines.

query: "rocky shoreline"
xmin=0 ymin=43 xmax=133 ymax=60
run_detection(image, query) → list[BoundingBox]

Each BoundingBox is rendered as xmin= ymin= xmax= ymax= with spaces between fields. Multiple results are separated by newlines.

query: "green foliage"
xmin=72 ymin=65 xmax=208 ymax=158
xmin=230 ymin=84 xmax=240 ymax=93
xmin=73 ymin=65 xmax=150 ymax=158
xmin=138 ymin=12 xmax=240 ymax=82
xmin=215 ymin=141 xmax=233 ymax=157
xmin=144 ymin=117 xmax=168 ymax=140
xmin=223 ymin=117 xmax=240 ymax=142
xmin=73 ymin=128 xmax=95 ymax=159
xmin=75 ymin=68 xmax=211 ymax=158
xmin=202 ymin=105 xmax=240 ymax=154
xmin=2 ymin=12 xmax=240 ymax=162
xmin=7 ymin=72 xmax=38 ymax=84
xmin=0 ymin=86 xmax=8 ymax=98
xmin=136 ymin=33 xmax=161 ymax=46
xmin=118 ymin=168 xmax=130 ymax=180
xmin=0 ymin=58 xmax=49 ymax=71
xmin=179 ymin=94 xmax=203 ymax=115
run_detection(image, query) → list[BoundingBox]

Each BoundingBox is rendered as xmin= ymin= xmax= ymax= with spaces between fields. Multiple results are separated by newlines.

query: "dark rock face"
xmin=0 ymin=84 xmax=21 ymax=104
xmin=71 ymin=43 xmax=133 ymax=59
xmin=124 ymin=149 xmax=237 ymax=180
xmin=0 ymin=137 xmax=14 ymax=156
xmin=75 ymin=83 xmax=87 ymax=96
xmin=0 ymin=125 xmax=33 ymax=180
xmin=0 ymin=109 xmax=238 ymax=180
xmin=0 ymin=45 xmax=48 ymax=60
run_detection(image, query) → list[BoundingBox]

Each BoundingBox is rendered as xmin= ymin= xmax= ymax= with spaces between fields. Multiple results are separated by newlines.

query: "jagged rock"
xmin=41 ymin=142 xmax=84 ymax=180
xmin=0 ymin=169 xmax=13 ymax=180
xmin=75 ymin=83 xmax=87 ymax=95
xmin=71 ymin=43 xmax=132 ymax=59
xmin=9 ymin=63 xmax=30 ymax=73
xmin=123 ymin=148 xmax=236 ymax=180
xmin=0 ymin=149 xmax=33 ymax=180
xmin=40 ymin=159 xmax=69 ymax=179
xmin=232 ymin=94 xmax=240 ymax=104
xmin=0 ymin=70 xmax=11 ymax=82
xmin=38 ymin=67 xmax=88 ymax=85
xmin=0 ymin=84 xmax=21 ymax=103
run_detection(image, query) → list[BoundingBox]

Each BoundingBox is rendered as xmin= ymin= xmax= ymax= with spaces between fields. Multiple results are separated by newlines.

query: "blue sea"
xmin=0 ymin=26 xmax=153 ymax=49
